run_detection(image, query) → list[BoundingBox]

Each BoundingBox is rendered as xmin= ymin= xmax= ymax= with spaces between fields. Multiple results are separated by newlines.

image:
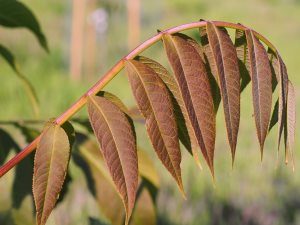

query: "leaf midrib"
xmin=89 ymin=96 xmax=129 ymax=211
xmin=40 ymin=125 xmax=57 ymax=223
xmin=210 ymin=24 xmax=234 ymax=146
xmin=170 ymin=36 xmax=211 ymax=166
xmin=249 ymin=31 xmax=263 ymax=141
xmin=127 ymin=61 xmax=181 ymax=182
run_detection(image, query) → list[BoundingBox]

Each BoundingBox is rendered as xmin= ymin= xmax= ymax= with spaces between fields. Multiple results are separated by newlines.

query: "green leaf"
xmin=234 ymin=28 xmax=251 ymax=92
xmin=72 ymin=133 xmax=97 ymax=196
xmin=0 ymin=0 xmax=48 ymax=51
xmin=88 ymin=217 xmax=109 ymax=225
xmin=12 ymin=150 xmax=34 ymax=209
xmin=0 ymin=44 xmax=18 ymax=71
xmin=0 ymin=128 xmax=19 ymax=165
xmin=12 ymin=125 xmax=38 ymax=209
xmin=0 ymin=44 xmax=40 ymax=116
xmin=267 ymin=48 xmax=279 ymax=93
xmin=269 ymin=99 xmax=279 ymax=132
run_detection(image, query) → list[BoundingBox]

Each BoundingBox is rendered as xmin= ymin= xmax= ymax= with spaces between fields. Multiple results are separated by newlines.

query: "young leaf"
xmin=136 ymin=56 xmax=191 ymax=151
xmin=33 ymin=123 xmax=71 ymax=225
xmin=185 ymin=34 xmax=222 ymax=112
xmin=162 ymin=33 xmax=216 ymax=176
xmin=245 ymin=29 xmax=272 ymax=158
xmin=97 ymin=91 xmax=129 ymax=114
xmin=267 ymin=49 xmax=287 ymax=150
xmin=199 ymin=26 xmax=218 ymax=81
xmin=0 ymin=0 xmax=48 ymax=51
xmin=286 ymin=81 xmax=296 ymax=169
xmin=125 ymin=59 xmax=184 ymax=194
xmin=56 ymin=122 xmax=75 ymax=205
xmin=87 ymin=95 xmax=138 ymax=224
xmin=206 ymin=21 xmax=241 ymax=164
xmin=135 ymin=55 xmax=202 ymax=169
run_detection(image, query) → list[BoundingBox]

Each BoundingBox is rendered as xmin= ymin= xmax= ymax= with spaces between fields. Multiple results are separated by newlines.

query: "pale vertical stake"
xmin=127 ymin=0 xmax=141 ymax=50
xmin=70 ymin=0 xmax=87 ymax=81
xmin=84 ymin=0 xmax=97 ymax=81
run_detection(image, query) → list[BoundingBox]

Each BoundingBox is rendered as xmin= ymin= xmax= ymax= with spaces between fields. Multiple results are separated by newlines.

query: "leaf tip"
xmin=124 ymin=210 xmax=133 ymax=225
xmin=180 ymin=188 xmax=187 ymax=200
xmin=231 ymin=149 xmax=236 ymax=168
xmin=285 ymin=154 xmax=288 ymax=165
xmin=260 ymin=148 xmax=264 ymax=162
xmin=212 ymin=177 xmax=217 ymax=189
xmin=176 ymin=177 xmax=186 ymax=200
xmin=196 ymin=160 xmax=203 ymax=171
xmin=292 ymin=163 xmax=295 ymax=172
xmin=209 ymin=166 xmax=215 ymax=183
xmin=192 ymin=151 xmax=203 ymax=171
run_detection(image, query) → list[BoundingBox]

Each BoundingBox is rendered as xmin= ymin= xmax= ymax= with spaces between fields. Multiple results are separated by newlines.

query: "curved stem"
xmin=0 ymin=20 xmax=277 ymax=177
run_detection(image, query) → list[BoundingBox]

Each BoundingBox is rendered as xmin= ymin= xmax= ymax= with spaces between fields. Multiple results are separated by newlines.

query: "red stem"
xmin=0 ymin=20 xmax=276 ymax=177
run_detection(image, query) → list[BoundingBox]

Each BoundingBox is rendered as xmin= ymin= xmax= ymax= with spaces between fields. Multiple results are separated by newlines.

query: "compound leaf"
xmin=0 ymin=0 xmax=48 ymax=51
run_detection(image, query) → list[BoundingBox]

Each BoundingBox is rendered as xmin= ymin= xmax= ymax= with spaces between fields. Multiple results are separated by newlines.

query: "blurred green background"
xmin=0 ymin=0 xmax=299 ymax=224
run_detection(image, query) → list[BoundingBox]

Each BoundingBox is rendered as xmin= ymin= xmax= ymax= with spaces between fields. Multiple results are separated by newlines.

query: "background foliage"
xmin=0 ymin=0 xmax=299 ymax=225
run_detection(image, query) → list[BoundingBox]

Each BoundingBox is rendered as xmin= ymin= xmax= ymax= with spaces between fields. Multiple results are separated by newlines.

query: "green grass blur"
xmin=0 ymin=0 xmax=300 ymax=224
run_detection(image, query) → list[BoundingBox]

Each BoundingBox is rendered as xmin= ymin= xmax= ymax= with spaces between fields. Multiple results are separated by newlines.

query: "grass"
xmin=0 ymin=0 xmax=300 ymax=224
